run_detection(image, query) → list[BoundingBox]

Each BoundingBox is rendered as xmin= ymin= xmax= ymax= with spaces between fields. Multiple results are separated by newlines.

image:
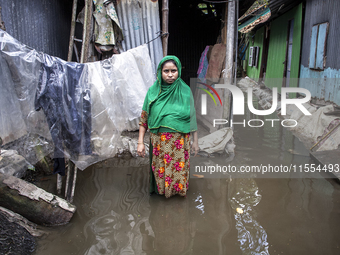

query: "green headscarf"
xmin=142 ymin=56 xmax=197 ymax=134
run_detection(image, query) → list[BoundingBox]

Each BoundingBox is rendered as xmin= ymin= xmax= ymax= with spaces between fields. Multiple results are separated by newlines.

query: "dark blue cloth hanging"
xmin=35 ymin=57 xmax=92 ymax=175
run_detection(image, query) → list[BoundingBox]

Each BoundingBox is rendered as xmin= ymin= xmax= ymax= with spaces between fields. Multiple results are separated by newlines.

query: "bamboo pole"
xmin=69 ymin=165 xmax=77 ymax=203
xmin=65 ymin=161 xmax=71 ymax=199
xmin=162 ymin=0 xmax=169 ymax=57
xmin=80 ymin=0 xmax=93 ymax=63
xmin=0 ymin=6 xmax=6 ymax=31
xmin=57 ymin=174 xmax=62 ymax=195
xmin=67 ymin=0 xmax=78 ymax=62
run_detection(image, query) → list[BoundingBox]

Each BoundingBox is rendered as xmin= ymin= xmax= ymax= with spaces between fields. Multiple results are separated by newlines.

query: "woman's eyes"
xmin=163 ymin=70 xmax=177 ymax=73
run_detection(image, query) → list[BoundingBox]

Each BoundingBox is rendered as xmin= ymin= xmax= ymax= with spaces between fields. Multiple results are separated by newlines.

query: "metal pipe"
xmin=223 ymin=0 xmax=236 ymax=121
xmin=162 ymin=0 xmax=169 ymax=57
xmin=225 ymin=0 xmax=235 ymax=84
xmin=67 ymin=0 xmax=78 ymax=62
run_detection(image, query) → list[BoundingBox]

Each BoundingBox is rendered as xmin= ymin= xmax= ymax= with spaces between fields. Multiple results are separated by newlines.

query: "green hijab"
xmin=142 ymin=56 xmax=197 ymax=134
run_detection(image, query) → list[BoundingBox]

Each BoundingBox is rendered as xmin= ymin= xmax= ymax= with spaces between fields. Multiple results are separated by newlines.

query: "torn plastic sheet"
xmin=0 ymin=29 xmax=154 ymax=170
xmin=198 ymin=127 xmax=234 ymax=155
xmin=238 ymin=77 xmax=340 ymax=151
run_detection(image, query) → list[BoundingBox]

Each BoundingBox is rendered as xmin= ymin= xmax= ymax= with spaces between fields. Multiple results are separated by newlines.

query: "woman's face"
xmin=161 ymin=62 xmax=178 ymax=84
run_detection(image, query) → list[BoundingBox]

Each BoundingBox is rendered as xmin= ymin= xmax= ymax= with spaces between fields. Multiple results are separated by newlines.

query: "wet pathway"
xmin=34 ymin=99 xmax=340 ymax=255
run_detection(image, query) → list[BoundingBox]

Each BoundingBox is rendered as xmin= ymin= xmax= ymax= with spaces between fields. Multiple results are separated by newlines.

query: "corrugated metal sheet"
xmin=116 ymin=0 xmax=163 ymax=74
xmin=301 ymin=0 xmax=340 ymax=69
xmin=264 ymin=3 xmax=303 ymax=90
xmin=299 ymin=0 xmax=340 ymax=105
xmin=268 ymin=0 xmax=303 ymax=19
xmin=0 ymin=0 xmax=72 ymax=60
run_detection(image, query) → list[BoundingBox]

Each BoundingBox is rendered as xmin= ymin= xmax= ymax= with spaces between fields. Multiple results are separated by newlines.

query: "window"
xmin=197 ymin=3 xmax=217 ymax=17
xmin=249 ymin=46 xmax=260 ymax=68
xmin=309 ymin=22 xmax=329 ymax=70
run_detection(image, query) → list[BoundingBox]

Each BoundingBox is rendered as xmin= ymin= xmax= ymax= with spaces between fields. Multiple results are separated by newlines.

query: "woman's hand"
xmin=137 ymin=143 xmax=146 ymax=157
xmin=191 ymin=131 xmax=199 ymax=156
xmin=137 ymin=125 xmax=147 ymax=157
xmin=191 ymin=140 xmax=199 ymax=156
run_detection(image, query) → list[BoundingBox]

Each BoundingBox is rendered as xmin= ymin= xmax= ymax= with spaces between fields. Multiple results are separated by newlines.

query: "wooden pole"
xmin=162 ymin=0 xmax=169 ymax=57
xmin=0 ymin=6 xmax=6 ymax=31
xmin=57 ymin=174 xmax=62 ymax=195
xmin=67 ymin=0 xmax=78 ymax=62
xmin=80 ymin=0 xmax=93 ymax=63
xmin=69 ymin=165 xmax=77 ymax=203
xmin=65 ymin=161 xmax=71 ymax=198
xmin=221 ymin=3 xmax=228 ymax=45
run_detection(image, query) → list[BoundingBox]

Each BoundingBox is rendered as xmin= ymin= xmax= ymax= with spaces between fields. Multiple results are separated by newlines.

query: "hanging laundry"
xmin=93 ymin=0 xmax=123 ymax=47
xmin=35 ymin=57 xmax=92 ymax=162
xmin=197 ymin=46 xmax=210 ymax=81
xmin=0 ymin=29 xmax=154 ymax=171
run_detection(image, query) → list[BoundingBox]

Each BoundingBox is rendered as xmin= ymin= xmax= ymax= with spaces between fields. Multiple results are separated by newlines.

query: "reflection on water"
xmin=229 ymin=178 xmax=269 ymax=255
xmin=34 ymin=95 xmax=340 ymax=255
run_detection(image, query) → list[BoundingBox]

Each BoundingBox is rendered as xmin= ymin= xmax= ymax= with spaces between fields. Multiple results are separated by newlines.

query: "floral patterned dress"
xmin=139 ymin=110 xmax=190 ymax=198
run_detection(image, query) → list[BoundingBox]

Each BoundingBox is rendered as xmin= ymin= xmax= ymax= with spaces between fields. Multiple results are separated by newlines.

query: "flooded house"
xmin=1 ymin=0 xmax=340 ymax=254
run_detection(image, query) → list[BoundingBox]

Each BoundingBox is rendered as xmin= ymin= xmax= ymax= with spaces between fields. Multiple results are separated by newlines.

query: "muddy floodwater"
xmin=34 ymin=102 xmax=340 ymax=255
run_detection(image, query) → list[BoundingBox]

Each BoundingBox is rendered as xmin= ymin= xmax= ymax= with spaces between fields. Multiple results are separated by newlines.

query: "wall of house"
xmin=265 ymin=3 xmax=303 ymax=91
xmin=299 ymin=0 xmax=340 ymax=105
xmin=0 ymin=0 xmax=73 ymax=60
xmin=245 ymin=26 xmax=264 ymax=82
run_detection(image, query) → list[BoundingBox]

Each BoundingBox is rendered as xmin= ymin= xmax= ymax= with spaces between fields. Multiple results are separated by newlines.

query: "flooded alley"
xmin=1 ymin=1 xmax=340 ymax=254
xmin=34 ymin=96 xmax=340 ymax=255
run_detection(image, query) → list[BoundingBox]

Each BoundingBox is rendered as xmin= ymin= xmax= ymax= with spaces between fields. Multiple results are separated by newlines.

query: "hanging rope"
xmin=203 ymin=0 xmax=237 ymax=4
xmin=145 ymin=31 xmax=169 ymax=45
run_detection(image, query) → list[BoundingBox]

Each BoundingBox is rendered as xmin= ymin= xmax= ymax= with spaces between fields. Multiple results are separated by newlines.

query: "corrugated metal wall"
xmin=116 ymin=0 xmax=163 ymax=75
xmin=0 ymin=0 xmax=72 ymax=60
xmin=301 ymin=0 xmax=340 ymax=69
xmin=265 ymin=3 xmax=303 ymax=91
xmin=299 ymin=0 xmax=340 ymax=105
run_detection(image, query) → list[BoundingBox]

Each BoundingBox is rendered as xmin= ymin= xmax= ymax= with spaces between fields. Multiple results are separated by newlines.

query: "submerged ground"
xmin=33 ymin=98 xmax=340 ymax=255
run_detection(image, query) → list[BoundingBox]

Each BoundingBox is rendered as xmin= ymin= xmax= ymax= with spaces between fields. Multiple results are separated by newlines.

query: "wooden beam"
xmin=0 ymin=173 xmax=76 ymax=226
xmin=162 ymin=0 xmax=169 ymax=57
xmin=80 ymin=0 xmax=93 ymax=63
xmin=67 ymin=0 xmax=78 ymax=62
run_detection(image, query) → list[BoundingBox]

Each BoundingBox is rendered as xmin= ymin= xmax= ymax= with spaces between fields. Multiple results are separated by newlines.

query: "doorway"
xmin=160 ymin=0 xmax=224 ymax=84
xmin=283 ymin=19 xmax=294 ymax=87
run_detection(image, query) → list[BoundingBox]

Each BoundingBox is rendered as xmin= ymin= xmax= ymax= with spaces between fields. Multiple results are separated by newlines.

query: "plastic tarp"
xmin=238 ymin=77 xmax=340 ymax=151
xmin=198 ymin=127 xmax=233 ymax=154
xmin=0 ymin=29 xmax=154 ymax=170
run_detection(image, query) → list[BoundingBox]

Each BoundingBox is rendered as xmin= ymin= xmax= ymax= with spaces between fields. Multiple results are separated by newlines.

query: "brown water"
xmin=34 ymin=105 xmax=340 ymax=255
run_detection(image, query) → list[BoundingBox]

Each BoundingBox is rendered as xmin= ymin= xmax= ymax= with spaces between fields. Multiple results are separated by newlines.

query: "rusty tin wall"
xmin=0 ymin=0 xmax=72 ymax=60
xmin=116 ymin=0 xmax=163 ymax=74
xmin=301 ymin=0 xmax=340 ymax=69
xmin=299 ymin=0 xmax=340 ymax=105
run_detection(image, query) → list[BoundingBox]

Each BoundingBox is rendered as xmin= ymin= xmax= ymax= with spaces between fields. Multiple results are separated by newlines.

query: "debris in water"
xmin=236 ymin=208 xmax=244 ymax=214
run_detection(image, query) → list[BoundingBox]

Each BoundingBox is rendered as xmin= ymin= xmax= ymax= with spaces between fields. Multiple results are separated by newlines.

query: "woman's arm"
xmin=191 ymin=131 xmax=199 ymax=156
xmin=137 ymin=125 xmax=146 ymax=157
xmin=137 ymin=110 xmax=148 ymax=157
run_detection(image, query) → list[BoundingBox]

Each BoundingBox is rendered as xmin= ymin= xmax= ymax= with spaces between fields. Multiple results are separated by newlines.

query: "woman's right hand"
xmin=137 ymin=143 xmax=145 ymax=157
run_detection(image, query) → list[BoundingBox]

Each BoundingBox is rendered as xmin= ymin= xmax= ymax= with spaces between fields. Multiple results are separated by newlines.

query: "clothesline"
xmin=145 ymin=31 xmax=169 ymax=45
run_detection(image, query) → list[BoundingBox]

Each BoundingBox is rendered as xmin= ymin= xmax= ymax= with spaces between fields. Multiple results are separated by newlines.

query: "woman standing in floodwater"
xmin=137 ymin=56 xmax=199 ymax=198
